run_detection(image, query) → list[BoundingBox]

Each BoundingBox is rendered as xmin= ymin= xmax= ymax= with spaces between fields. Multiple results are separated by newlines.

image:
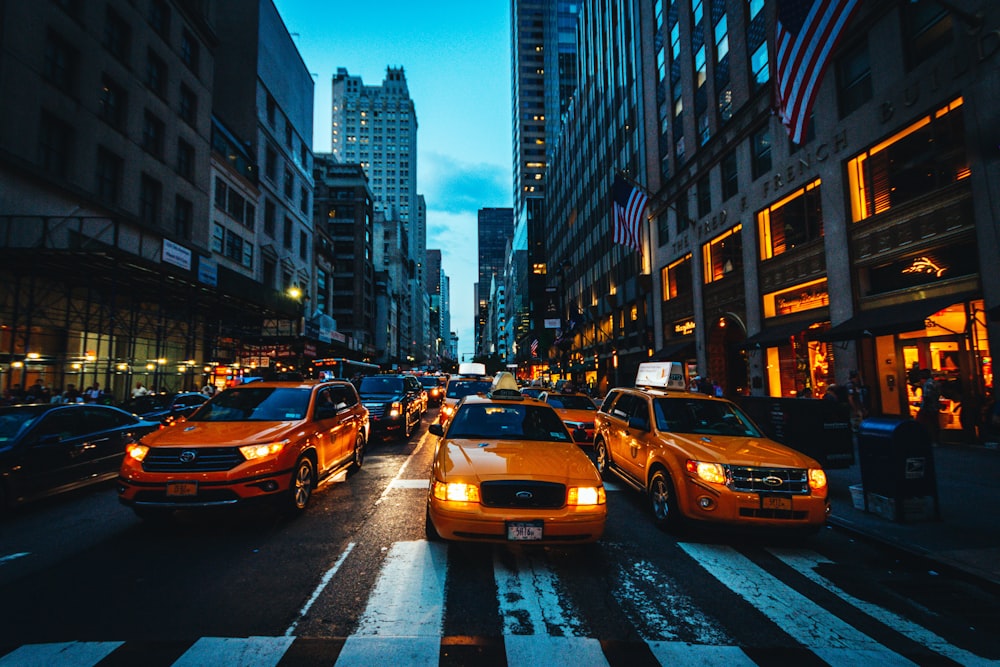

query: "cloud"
xmin=420 ymin=151 xmax=510 ymax=215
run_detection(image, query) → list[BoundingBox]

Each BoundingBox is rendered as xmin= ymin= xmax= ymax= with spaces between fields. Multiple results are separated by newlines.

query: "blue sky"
xmin=272 ymin=1 xmax=513 ymax=360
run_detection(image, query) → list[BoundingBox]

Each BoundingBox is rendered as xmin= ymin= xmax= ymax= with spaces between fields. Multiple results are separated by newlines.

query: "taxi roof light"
xmin=488 ymin=371 xmax=524 ymax=400
xmin=635 ymin=362 xmax=688 ymax=390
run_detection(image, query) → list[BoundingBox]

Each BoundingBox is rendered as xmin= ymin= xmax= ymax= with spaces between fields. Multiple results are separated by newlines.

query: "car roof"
xmin=228 ymin=380 xmax=350 ymax=390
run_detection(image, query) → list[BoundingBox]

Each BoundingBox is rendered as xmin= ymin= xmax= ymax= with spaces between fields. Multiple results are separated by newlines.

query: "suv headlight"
xmin=808 ymin=468 xmax=827 ymax=490
xmin=126 ymin=443 xmax=149 ymax=462
xmin=240 ymin=439 xmax=287 ymax=461
xmin=686 ymin=459 xmax=727 ymax=485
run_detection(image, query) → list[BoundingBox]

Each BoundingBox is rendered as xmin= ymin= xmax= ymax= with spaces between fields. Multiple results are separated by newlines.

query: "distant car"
xmin=357 ymin=374 xmax=425 ymax=441
xmin=117 ymin=380 xmax=369 ymax=519
xmin=0 ymin=403 xmax=161 ymax=510
xmin=538 ymin=390 xmax=599 ymax=444
xmin=425 ymin=372 xmax=606 ymax=544
xmin=439 ymin=365 xmax=494 ymax=427
xmin=519 ymin=386 xmax=544 ymax=400
xmin=417 ymin=375 xmax=447 ymax=407
xmin=123 ymin=392 xmax=208 ymax=424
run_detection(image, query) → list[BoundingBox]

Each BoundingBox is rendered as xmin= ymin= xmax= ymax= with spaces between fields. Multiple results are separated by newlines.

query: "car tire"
xmin=349 ymin=433 xmax=366 ymax=473
xmin=649 ymin=468 xmax=684 ymax=533
xmin=283 ymin=455 xmax=315 ymax=515
xmin=594 ymin=439 xmax=611 ymax=479
xmin=425 ymin=506 xmax=442 ymax=542
xmin=402 ymin=410 xmax=415 ymax=440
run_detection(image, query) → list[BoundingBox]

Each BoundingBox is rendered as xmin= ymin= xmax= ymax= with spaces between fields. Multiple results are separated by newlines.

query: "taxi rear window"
xmin=447 ymin=404 xmax=571 ymax=442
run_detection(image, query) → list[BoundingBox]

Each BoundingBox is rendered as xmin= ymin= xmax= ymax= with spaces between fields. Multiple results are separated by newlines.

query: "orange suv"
xmin=118 ymin=380 xmax=369 ymax=519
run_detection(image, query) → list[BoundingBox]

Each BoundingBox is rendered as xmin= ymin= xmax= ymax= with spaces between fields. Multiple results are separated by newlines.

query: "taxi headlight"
xmin=567 ymin=486 xmax=606 ymax=506
xmin=432 ymin=480 xmax=480 ymax=503
xmin=239 ymin=439 xmax=288 ymax=461
xmin=686 ymin=459 xmax=727 ymax=485
xmin=808 ymin=468 xmax=827 ymax=490
xmin=126 ymin=443 xmax=149 ymax=462
xmin=441 ymin=404 xmax=455 ymax=418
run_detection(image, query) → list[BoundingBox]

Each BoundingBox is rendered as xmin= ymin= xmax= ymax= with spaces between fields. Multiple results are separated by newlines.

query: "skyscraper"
xmin=477 ymin=208 xmax=514 ymax=356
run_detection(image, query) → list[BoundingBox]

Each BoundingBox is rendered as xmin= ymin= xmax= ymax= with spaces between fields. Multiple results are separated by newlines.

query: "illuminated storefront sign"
xmin=674 ymin=319 xmax=696 ymax=336
xmin=763 ymin=278 xmax=829 ymax=317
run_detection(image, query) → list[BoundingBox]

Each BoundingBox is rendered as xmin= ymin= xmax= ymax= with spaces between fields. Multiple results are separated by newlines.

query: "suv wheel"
xmin=594 ymin=439 xmax=611 ymax=478
xmin=283 ymin=456 xmax=315 ymax=515
xmin=649 ymin=468 xmax=684 ymax=533
xmin=349 ymin=432 xmax=366 ymax=473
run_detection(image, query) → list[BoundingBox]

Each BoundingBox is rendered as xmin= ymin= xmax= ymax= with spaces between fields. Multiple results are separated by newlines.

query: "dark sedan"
xmin=0 ymin=403 xmax=161 ymax=510
xmin=123 ymin=392 xmax=208 ymax=424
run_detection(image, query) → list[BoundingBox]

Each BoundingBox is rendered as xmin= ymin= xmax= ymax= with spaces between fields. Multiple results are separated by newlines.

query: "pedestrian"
xmin=62 ymin=383 xmax=82 ymax=404
xmin=917 ymin=369 xmax=942 ymax=445
xmin=798 ymin=387 xmax=813 ymax=399
xmin=201 ymin=382 xmax=216 ymax=397
xmin=85 ymin=382 xmax=102 ymax=403
xmin=823 ymin=384 xmax=839 ymax=402
xmin=132 ymin=381 xmax=149 ymax=398
xmin=846 ymin=370 xmax=869 ymax=428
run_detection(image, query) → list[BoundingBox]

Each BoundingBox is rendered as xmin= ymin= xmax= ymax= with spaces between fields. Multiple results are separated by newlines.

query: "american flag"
xmin=612 ymin=175 xmax=648 ymax=253
xmin=774 ymin=0 xmax=860 ymax=144
xmin=530 ymin=339 xmax=538 ymax=357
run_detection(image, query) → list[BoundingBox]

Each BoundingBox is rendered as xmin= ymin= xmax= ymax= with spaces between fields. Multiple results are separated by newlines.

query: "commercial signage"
xmin=162 ymin=239 xmax=192 ymax=270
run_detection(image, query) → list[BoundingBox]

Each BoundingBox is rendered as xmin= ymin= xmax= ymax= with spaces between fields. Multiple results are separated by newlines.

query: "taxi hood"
xmin=441 ymin=439 xmax=600 ymax=483
xmin=140 ymin=420 xmax=299 ymax=448
xmin=667 ymin=432 xmax=821 ymax=469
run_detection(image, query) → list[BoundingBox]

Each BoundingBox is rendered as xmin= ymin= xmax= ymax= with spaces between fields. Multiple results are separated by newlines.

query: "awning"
xmin=746 ymin=318 xmax=819 ymax=347
xmin=818 ymin=291 xmax=977 ymax=341
xmin=653 ymin=337 xmax=695 ymax=360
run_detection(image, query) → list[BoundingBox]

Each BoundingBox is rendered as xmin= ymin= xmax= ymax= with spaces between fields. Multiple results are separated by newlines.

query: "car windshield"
xmin=418 ymin=377 xmax=442 ymax=388
xmin=0 ymin=406 xmax=47 ymax=442
xmin=359 ymin=376 xmax=404 ymax=394
xmin=446 ymin=403 xmax=572 ymax=442
xmin=188 ymin=387 xmax=311 ymax=422
xmin=446 ymin=380 xmax=492 ymax=399
xmin=653 ymin=398 xmax=763 ymax=437
xmin=546 ymin=395 xmax=596 ymax=411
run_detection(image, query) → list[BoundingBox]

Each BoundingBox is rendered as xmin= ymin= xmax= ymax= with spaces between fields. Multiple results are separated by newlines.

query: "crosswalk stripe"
xmin=646 ymin=641 xmax=757 ymax=666
xmin=504 ymin=635 xmax=608 ymax=667
xmin=172 ymin=636 xmax=294 ymax=667
xmin=0 ymin=641 xmax=122 ymax=667
xmin=678 ymin=543 xmax=918 ymax=666
xmin=493 ymin=548 xmax=586 ymax=637
xmin=768 ymin=547 xmax=996 ymax=666
xmin=336 ymin=540 xmax=447 ymax=666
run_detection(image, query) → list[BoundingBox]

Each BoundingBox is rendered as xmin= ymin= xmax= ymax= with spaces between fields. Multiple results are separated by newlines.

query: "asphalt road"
xmin=1 ymin=410 xmax=998 ymax=666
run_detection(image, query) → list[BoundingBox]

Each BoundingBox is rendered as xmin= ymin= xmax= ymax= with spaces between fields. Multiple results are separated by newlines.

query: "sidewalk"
xmin=825 ymin=439 xmax=1000 ymax=591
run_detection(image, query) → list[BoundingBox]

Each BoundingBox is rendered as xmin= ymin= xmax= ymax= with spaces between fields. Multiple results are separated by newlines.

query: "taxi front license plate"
xmin=166 ymin=482 xmax=198 ymax=497
xmin=761 ymin=495 xmax=792 ymax=511
xmin=507 ymin=520 xmax=543 ymax=541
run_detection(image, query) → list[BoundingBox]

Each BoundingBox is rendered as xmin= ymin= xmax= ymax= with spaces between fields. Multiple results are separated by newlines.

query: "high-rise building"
xmin=331 ymin=67 xmax=424 ymax=365
xmin=476 ymin=208 xmax=514 ymax=356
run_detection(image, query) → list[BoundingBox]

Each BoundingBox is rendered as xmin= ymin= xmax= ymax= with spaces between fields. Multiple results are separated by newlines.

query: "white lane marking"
xmin=769 ymin=548 xmax=997 ymax=667
xmin=679 ymin=543 xmax=917 ymax=666
xmin=285 ymin=542 xmax=356 ymax=636
xmin=494 ymin=549 xmax=586 ymax=637
xmin=607 ymin=544 xmax=731 ymax=643
xmin=173 ymin=637 xmax=294 ymax=667
xmin=504 ymin=635 xmax=608 ymax=667
xmin=389 ymin=479 xmax=429 ymax=489
xmin=375 ymin=430 xmax=430 ymax=506
xmin=0 ymin=552 xmax=29 ymax=566
xmin=0 ymin=641 xmax=123 ymax=667
xmin=647 ymin=641 xmax=757 ymax=666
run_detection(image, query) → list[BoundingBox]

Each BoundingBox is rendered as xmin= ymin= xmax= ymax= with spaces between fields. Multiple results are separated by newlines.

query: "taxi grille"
xmin=727 ymin=466 xmax=809 ymax=495
xmin=142 ymin=447 xmax=243 ymax=472
xmin=480 ymin=480 xmax=565 ymax=509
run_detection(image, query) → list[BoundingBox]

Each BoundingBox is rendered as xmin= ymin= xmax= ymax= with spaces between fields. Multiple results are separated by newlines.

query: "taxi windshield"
xmin=189 ymin=387 xmax=311 ymax=422
xmin=546 ymin=394 xmax=596 ymax=411
xmin=652 ymin=398 xmax=763 ymax=437
xmin=447 ymin=404 xmax=572 ymax=442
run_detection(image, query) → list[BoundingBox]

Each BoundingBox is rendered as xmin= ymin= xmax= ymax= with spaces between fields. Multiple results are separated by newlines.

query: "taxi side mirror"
xmin=428 ymin=424 xmax=444 ymax=437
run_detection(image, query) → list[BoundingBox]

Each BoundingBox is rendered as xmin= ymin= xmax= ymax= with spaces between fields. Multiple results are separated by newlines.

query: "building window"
xmin=661 ymin=253 xmax=693 ymax=300
xmin=262 ymin=257 xmax=276 ymax=289
xmin=697 ymin=175 xmax=711 ymax=218
xmin=903 ymin=0 xmax=952 ymax=69
xmin=180 ymin=29 xmax=199 ymax=72
xmin=102 ymin=7 xmax=131 ymax=62
xmin=44 ymin=31 xmax=77 ymax=92
xmin=179 ymin=84 xmax=197 ymax=125
xmin=721 ymin=150 xmax=738 ymax=200
xmin=702 ymin=225 xmax=742 ymax=284
xmin=98 ymin=76 xmax=126 ymax=129
xmin=299 ymin=230 xmax=308 ymax=260
xmin=266 ymin=95 xmax=277 ymax=127
xmin=847 ymin=98 xmax=967 ymax=222
xmin=212 ymin=223 xmax=224 ymax=253
xmin=95 ymin=147 xmax=122 ymax=205
xmin=146 ymin=49 xmax=166 ymax=97
xmin=284 ymin=168 xmax=294 ymax=198
xmin=675 ymin=190 xmax=690 ymax=232
xmin=837 ymin=37 xmax=872 ymax=118
xmin=300 ymin=187 xmax=309 ymax=214
xmin=751 ymin=126 xmax=771 ymax=180
xmin=285 ymin=122 xmax=293 ymax=149
xmin=214 ymin=177 xmax=227 ymax=212
xmin=139 ymin=174 xmax=162 ymax=226
xmin=750 ymin=42 xmax=768 ymax=91
xmin=176 ymin=139 xmax=194 ymax=180
xmin=757 ymin=179 xmax=823 ymax=260
xmin=283 ymin=216 xmax=293 ymax=248
xmin=264 ymin=199 xmax=276 ymax=236
xmin=148 ymin=0 xmax=170 ymax=38
xmin=657 ymin=210 xmax=670 ymax=246
xmin=265 ymin=145 xmax=277 ymax=180
xmin=38 ymin=111 xmax=74 ymax=178
xmin=142 ymin=111 xmax=165 ymax=158
xmin=174 ymin=195 xmax=193 ymax=239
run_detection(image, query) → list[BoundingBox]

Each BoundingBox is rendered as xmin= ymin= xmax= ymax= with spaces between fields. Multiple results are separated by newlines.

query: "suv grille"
xmin=143 ymin=447 xmax=243 ymax=472
xmin=726 ymin=466 xmax=809 ymax=495
xmin=480 ymin=480 xmax=565 ymax=509
xmin=363 ymin=403 xmax=387 ymax=418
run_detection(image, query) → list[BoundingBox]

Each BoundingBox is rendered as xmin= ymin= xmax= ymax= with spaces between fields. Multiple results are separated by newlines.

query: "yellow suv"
xmin=594 ymin=363 xmax=828 ymax=533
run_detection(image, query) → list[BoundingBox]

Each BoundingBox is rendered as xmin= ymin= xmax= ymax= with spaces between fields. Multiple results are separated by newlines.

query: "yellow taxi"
xmin=538 ymin=386 xmax=599 ymax=444
xmin=437 ymin=362 xmax=493 ymax=427
xmin=118 ymin=380 xmax=369 ymax=519
xmin=425 ymin=373 xmax=606 ymax=544
xmin=594 ymin=362 xmax=829 ymax=533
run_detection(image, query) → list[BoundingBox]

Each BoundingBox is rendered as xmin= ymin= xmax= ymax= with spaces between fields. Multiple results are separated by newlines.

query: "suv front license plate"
xmin=760 ymin=495 xmax=791 ymax=511
xmin=506 ymin=520 xmax=543 ymax=541
xmin=166 ymin=482 xmax=198 ymax=497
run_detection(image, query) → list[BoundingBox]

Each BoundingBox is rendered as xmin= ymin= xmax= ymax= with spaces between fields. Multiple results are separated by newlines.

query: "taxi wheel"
xmin=349 ymin=433 xmax=366 ymax=473
xmin=594 ymin=439 xmax=611 ymax=479
xmin=425 ymin=507 xmax=442 ymax=542
xmin=649 ymin=469 xmax=683 ymax=532
xmin=283 ymin=456 xmax=315 ymax=515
